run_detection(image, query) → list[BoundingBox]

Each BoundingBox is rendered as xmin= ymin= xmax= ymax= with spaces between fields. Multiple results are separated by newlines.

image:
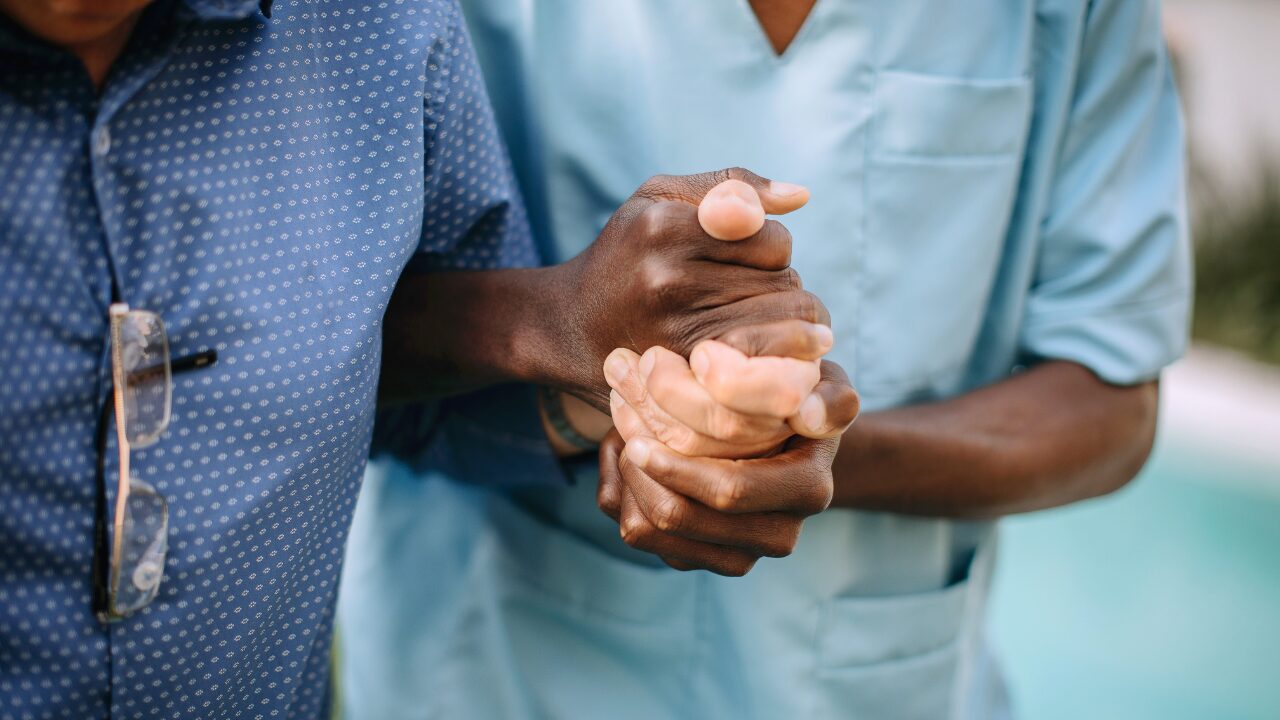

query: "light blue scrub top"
xmin=337 ymin=1 xmax=1192 ymax=718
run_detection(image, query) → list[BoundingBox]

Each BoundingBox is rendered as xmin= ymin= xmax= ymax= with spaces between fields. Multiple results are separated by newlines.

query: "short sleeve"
xmin=412 ymin=2 xmax=538 ymax=271
xmin=1021 ymin=0 xmax=1193 ymax=385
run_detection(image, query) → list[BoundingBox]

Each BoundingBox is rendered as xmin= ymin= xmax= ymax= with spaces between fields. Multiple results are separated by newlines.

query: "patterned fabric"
xmin=0 ymin=0 xmax=534 ymax=718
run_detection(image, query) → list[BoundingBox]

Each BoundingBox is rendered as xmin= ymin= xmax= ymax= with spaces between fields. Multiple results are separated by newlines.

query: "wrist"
xmin=501 ymin=264 xmax=576 ymax=385
xmin=827 ymin=415 xmax=876 ymax=508
xmin=517 ymin=260 xmax=607 ymax=407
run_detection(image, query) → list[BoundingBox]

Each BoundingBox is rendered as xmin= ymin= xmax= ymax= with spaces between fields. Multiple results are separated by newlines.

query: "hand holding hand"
xmin=553 ymin=168 xmax=828 ymax=410
xmin=599 ymin=322 xmax=859 ymax=575
xmin=604 ymin=320 xmax=858 ymax=453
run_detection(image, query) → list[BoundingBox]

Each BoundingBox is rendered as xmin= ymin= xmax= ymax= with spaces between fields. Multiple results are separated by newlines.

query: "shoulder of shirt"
xmin=265 ymin=0 xmax=462 ymax=40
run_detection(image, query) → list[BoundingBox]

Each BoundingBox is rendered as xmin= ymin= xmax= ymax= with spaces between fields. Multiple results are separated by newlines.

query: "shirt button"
xmin=93 ymin=126 xmax=111 ymax=156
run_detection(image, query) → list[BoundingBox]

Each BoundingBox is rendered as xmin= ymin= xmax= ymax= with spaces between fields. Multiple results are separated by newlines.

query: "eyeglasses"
xmin=93 ymin=303 xmax=215 ymax=623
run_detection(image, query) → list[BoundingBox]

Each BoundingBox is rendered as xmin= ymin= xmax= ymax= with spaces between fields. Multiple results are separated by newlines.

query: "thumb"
xmin=639 ymin=166 xmax=809 ymax=218
xmin=698 ymin=180 xmax=766 ymax=241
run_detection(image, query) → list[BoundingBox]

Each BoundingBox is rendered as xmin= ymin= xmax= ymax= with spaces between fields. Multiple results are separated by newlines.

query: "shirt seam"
xmin=1022 ymin=290 xmax=1190 ymax=326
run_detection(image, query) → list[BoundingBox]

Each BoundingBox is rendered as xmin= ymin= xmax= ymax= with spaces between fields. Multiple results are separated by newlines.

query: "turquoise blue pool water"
xmin=990 ymin=438 xmax=1280 ymax=719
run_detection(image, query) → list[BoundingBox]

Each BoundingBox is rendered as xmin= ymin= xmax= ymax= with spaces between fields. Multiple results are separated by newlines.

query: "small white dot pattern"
xmin=0 ymin=1 xmax=535 ymax=718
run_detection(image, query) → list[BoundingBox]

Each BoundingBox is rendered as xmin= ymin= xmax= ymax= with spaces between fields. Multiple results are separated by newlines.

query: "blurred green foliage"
xmin=1190 ymin=168 xmax=1280 ymax=365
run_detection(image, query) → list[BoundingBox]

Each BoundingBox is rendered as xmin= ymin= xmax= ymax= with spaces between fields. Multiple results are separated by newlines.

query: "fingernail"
xmin=627 ymin=437 xmax=653 ymax=468
xmin=604 ymin=353 xmax=629 ymax=384
xmin=770 ymin=181 xmax=807 ymax=197
xmin=690 ymin=345 xmax=710 ymax=380
xmin=813 ymin=324 xmax=834 ymax=352
xmin=639 ymin=349 xmax=657 ymax=380
xmin=799 ymin=393 xmax=826 ymax=431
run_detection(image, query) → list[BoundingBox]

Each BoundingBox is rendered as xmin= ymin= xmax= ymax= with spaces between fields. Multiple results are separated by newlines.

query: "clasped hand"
xmin=596 ymin=179 xmax=860 ymax=576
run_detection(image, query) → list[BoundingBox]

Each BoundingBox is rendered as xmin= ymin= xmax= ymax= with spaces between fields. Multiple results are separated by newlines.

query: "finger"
xmin=616 ymin=482 xmax=761 ymax=577
xmin=609 ymin=389 xmax=656 ymax=443
xmin=626 ymin=435 xmax=836 ymax=515
xmin=637 ymin=167 xmax=809 ymax=216
xmin=789 ymin=360 xmax=861 ymax=440
xmin=688 ymin=341 xmax=821 ymax=418
xmin=603 ymin=347 xmax=651 ymax=434
xmin=640 ymin=262 xmax=804 ymax=314
xmin=700 ymin=290 xmax=831 ymax=336
xmin=605 ymin=347 xmax=695 ymax=448
xmin=622 ymin=458 xmax=803 ymax=558
xmin=608 ymin=347 xmax=779 ymax=458
xmin=679 ymin=264 xmax=804 ymax=309
xmin=640 ymin=346 xmax=792 ymax=446
xmin=596 ymin=428 xmax=626 ymax=522
xmin=638 ymin=201 xmax=793 ymax=271
xmin=715 ymin=320 xmax=834 ymax=361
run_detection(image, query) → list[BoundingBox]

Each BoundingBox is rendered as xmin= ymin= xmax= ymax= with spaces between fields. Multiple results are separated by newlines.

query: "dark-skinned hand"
xmin=597 ymin=428 xmax=841 ymax=577
xmin=548 ymin=168 xmax=830 ymax=411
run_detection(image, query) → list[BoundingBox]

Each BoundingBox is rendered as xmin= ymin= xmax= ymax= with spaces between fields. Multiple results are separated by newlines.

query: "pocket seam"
xmin=872 ymin=70 xmax=1033 ymax=159
xmin=817 ymin=635 xmax=962 ymax=676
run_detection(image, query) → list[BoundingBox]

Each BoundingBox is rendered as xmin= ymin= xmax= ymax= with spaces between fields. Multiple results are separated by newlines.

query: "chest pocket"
xmin=857 ymin=71 xmax=1032 ymax=402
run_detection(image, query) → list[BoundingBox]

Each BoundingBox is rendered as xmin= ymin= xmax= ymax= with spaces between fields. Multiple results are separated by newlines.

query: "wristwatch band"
xmin=538 ymin=386 xmax=599 ymax=452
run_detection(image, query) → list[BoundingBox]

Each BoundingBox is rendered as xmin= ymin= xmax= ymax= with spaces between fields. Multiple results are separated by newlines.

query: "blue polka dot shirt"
xmin=0 ymin=0 xmax=536 ymax=717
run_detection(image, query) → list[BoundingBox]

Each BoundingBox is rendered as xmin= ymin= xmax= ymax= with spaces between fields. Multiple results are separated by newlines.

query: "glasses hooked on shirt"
xmin=93 ymin=303 xmax=216 ymax=623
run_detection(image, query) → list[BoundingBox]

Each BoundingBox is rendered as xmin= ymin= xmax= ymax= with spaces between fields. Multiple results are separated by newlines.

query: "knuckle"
xmin=744 ymin=329 xmax=771 ymax=359
xmin=663 ymin=557 xmax=697 ymax=572
xmin=781 ymin=267 xmax=803 ymax=293
xmin=722 ymin=166 xmax=755 ymax=185
xmin=711 ymin=466 xmax=746 ymax=512
xmin=760 ymin=542 xmax=795 ymax=560
xmin=715 ymin=326 xmax=755 ymax=356
xmin=651 ymin=495 xmax=686 ymax=533
xmin=760 ymin=523 xmax=803 ymax=558
xmin=838 ymin=387 xmax=862 ymax=427
xmin=794 ymin=292 xmax=820 ymax=323
xmin=619 ymin=517 xmax=654 ymax=549
xmin=640 ymin=261 xmax=686 ymax=307
xmin=637 ymin=174 xmax=674 ymax=199
xmin=800 ymin=477 xmax=834 ymax=515
xmin=806 ymin=292 xmax=832 ymax=325
xmin=597 ymin=484 xmax=623 ymax=516
xmin=636 ymin=200 xmax=680 ymax=240
xmin=717 ymin=557 xmax=757 ymax=578
xmin=761 ymin=220 xmax=793 ymax=263
xmin=658 ymin=422 xmax=700 ymax=457
xmin=598 ymin=497 xmax=620 ymax=518
xmin=667 ymin=436 xmax=701 ymax=458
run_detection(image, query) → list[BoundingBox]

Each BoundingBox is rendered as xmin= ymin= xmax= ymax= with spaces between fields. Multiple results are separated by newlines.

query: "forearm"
xmin=831 ymin=361 xmax=1159 ymax=519
xmin=378 ymin=266 xmax=577 ymax=404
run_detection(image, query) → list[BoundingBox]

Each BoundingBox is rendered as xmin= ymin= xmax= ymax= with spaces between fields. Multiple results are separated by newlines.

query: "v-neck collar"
xmin=740 ymin=0 xmax=823 ymax=60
